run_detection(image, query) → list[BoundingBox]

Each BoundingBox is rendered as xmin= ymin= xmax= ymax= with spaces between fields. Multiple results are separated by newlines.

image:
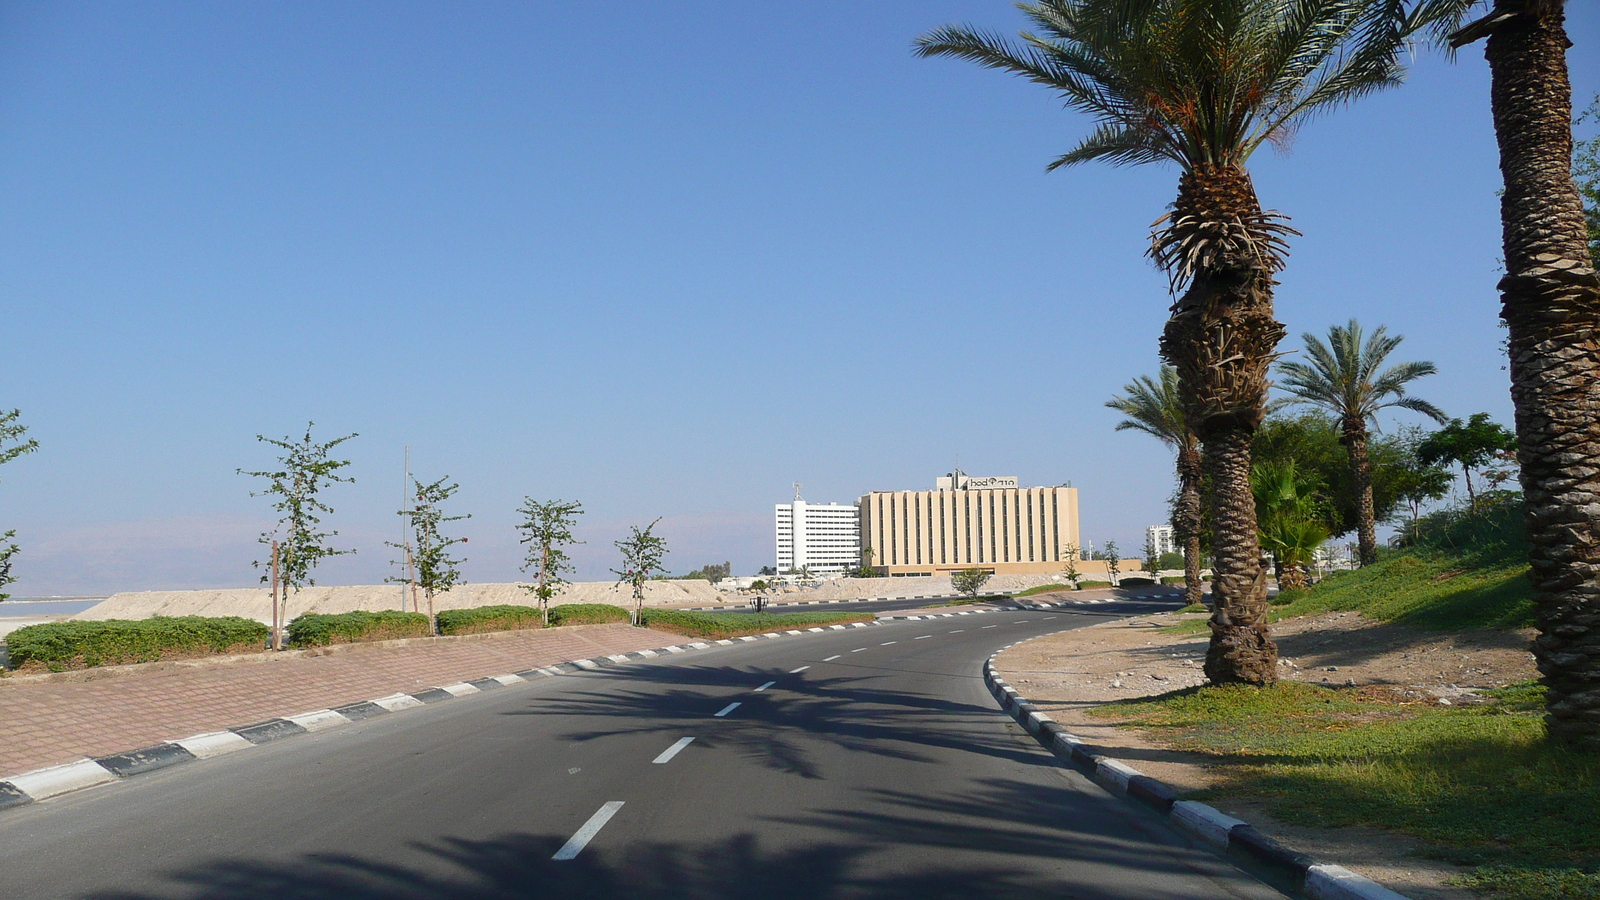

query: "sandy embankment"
xmin=71 ymin=571 xmax=1085 ymax=626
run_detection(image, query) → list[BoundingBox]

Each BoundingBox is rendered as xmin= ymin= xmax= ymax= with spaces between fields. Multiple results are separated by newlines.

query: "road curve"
xmin=0 ymin=595 xmax=1286 ymax=900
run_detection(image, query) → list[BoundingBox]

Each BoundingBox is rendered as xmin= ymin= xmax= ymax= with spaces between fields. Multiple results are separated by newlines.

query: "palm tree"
xmin=1252 ymin=459 xmax=1331 ymax=591
xmin=1277 ymin=320 xmax=1447 ymax=567
xmin=1431 ymin=2 xmax=1600 ymax=747
xmin=917 ymin=0 xmax=1437 ymax=685
xmin=1106 ymin=367 xmax=1205 ymax=608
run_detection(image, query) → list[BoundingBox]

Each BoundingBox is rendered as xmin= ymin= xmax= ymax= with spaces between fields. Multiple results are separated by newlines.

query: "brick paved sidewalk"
xmin=0 ymin=624 xmax=680 ymax=778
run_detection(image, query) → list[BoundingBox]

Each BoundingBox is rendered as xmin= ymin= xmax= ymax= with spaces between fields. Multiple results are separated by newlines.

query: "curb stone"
xmin=0 ymin=619 xmax=887 ymax=814
xmin=984 ymin=648 xmax=1413 ymax=900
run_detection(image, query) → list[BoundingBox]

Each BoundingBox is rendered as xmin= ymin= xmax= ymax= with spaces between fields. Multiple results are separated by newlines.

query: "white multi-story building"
xmin=1147 ymin=525 xmax=1176 ymax=557
xmin=775 ymin=492 xmax=861 ymax=574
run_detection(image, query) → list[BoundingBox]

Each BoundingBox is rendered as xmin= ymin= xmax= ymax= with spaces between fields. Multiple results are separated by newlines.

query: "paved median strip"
xmin=0 ymin=618 xmax=893 ymax=814
xmin=552 ymin=801 xmax=625 ymax=861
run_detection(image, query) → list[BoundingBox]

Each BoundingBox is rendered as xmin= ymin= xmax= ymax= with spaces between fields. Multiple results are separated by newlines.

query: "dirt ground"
xmin=994 ymin=596 xmax=1539 ymax=900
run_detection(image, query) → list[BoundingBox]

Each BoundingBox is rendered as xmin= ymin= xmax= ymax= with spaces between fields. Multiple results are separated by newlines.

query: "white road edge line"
xmin=754 ymin=681 xmax=777 ymax=691
xmin=552 ymin=801 xmax=625 ymax=860
xmin=652 ymin=737 xmax=694 ymax=764
xmin=789 ymin=666 xmax=809 ymax=673
xmin=822 ymin=655 xmax=841 ymax=661
xmin=714 ymin=702 xmax=742 ymax=717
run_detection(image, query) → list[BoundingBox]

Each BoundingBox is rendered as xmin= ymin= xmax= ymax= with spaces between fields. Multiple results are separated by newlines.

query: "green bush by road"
xmin=5 ymin=616 xmax=270 ymax=672
xmin=435 ymin=605 xmax=544 ymax=635
xmin=286 ymin=610 xmax=431 ymax=647
xmin=639 ymin=608 xmax=871 ymax=640
xmin=549 ymin=603 xmax=631 ymax=626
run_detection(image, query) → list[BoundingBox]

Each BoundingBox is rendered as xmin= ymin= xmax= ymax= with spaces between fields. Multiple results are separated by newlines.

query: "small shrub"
xmin=436 ymin=604 xmax=544 ymax=636
xmin=549 ymin=603 xmax=631 ymax=626
xmin=639 ymin=609 xmax=870 ymax=640
xmin=6 ymin=616 xmax=270 ymax=672
xmin=287 ymin=610 xmax=430 ymax=647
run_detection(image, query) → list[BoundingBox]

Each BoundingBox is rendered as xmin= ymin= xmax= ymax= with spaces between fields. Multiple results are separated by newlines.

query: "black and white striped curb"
xmin=0 ymin=620 xmax=888 ymax=815
xmin=679 ymin=590 xmax=1178 ymax=612
xmin=985 ymin=646 xmax=1410 ymax=900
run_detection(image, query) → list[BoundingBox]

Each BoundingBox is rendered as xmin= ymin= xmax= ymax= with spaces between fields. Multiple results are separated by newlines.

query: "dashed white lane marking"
xmin=914 ymin=635 xmax=932 ymax=640
xmin=553 ymin=801 xmax=625 ymax=860
xmin=823 ymin=655 xmax=841 ymax=661
xmin=754 ymin=681 xmax=777 ymax=692
xmin=714 ymin=702 xmax=742 ymax=717
xmin=949 ymin=629 xmax=964 ymax=633
xmin=851 ymin=647 xmax=868 ymax=652
xmin=982 ymin=625 xmax=998 ymax=629
xmin=881 ymin=641 xmax=897 ymax=646
xmin=789 ymin=666 xmax=809 ymax=673
xmin=1044 ymin=616 xmax=1058 ymax=620
xmin=652 ymin=737 xmax=694 ymax=764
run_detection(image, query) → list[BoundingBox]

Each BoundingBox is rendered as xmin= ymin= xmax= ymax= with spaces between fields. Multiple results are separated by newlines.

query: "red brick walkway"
xmin=0 ymin=624 xmax=680 ymax=778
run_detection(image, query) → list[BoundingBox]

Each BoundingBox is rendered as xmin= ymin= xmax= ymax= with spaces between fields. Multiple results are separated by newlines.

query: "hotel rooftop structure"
xmin=859 ymin=472 xmax=1080 ymax=576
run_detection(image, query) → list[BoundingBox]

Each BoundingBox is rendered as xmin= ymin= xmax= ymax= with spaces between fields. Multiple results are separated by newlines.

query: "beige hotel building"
xmin=860 ymin=472 xmax=1080 ymax=576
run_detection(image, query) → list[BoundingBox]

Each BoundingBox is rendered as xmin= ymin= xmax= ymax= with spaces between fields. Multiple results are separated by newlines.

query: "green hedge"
xmin=549 ymin=603 xmax=631 ymax=626
xmin=435 ymin=604 xmax=544 ymax=636
xmin=1118 ymin=576 xmax=1156 ymax=586
xmin=287 ymin=610 xmax=431 ymax=647
xmin=5 ymin=616 xmax=270 ymax=673
xmin=639 ymin=608 xmax=871 ymax=640
xmin=1079 ymin=580 xmax=1111 ymax=588
xmin=1160 ymin=576 xmax=1187 ymax=585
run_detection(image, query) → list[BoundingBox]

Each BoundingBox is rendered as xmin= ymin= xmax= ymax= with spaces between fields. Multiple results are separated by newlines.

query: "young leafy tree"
xmin=952 ymin=567 xmax=992 ymax=601
xmin=388 ymin=475 xmax=469 ymax=631
xmin=1104 ymin=540 xmax=1121 ymax=587
xmin=1143 ymin=533 xmax=1161 ymax=579
xmin=1277 ymin=320 xmax=1447 ymax=566
xmin=612 ymin=518 xmax=668 ymax=626
xmin=515 ymin=497 xmax=584 ymax=627
xmin=0 ymin=409 xmax=40 ymax=602
xmin=1417 ymin=414 xmax=1518 ymax=509
xmin=1428 ymin=2 xmax=1600 ymax=746
xmin=1391 ymin=426 xmax=1457 ymax=525
xmin=240 ymin=424 xmax=357 ymax=626
xmin=918 ymin=0 xmax=1446 ymax=685
xmin=1060 ymin=543 xmax=1082 ymax=590
xmin=1106 ymin=366 xmax=1203 ymax=608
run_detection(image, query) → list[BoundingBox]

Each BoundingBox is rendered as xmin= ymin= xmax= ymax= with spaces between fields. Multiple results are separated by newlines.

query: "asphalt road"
xmin=0 ymin=593 xmax=1286 ymax=900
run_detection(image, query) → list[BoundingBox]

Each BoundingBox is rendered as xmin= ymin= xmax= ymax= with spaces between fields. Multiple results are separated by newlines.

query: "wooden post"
xmin=539 ymin=544 xmax=549 ymax=627
xmin=270 ymin=540 xmax=282 ymax=651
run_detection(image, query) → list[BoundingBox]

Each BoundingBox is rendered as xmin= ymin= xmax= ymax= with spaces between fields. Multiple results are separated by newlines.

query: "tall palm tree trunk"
xmin=1485 ymin=2 xmax=1600 ymax=747
xmin=1343 ymin=419 xmax=1379 ymax=566
xmin=1177 ymin=439 xmax=1205 ymax=608
xmin=1159 ymin=165 xmax=1284 ymax=686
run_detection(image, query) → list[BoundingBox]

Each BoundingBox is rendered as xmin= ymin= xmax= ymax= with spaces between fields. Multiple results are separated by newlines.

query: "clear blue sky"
xmin=3 ymin=2 xmax=1596 ymax=596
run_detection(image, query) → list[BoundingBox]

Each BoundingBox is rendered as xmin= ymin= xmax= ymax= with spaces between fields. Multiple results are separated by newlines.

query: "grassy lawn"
xmin=1164 ymin=497 xmax=1534 ymax=638
xmin=1092 ymin=681 xmax=1599 ymax=898
xmin=1114 ymin=499 xmax=1594 ymax=898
